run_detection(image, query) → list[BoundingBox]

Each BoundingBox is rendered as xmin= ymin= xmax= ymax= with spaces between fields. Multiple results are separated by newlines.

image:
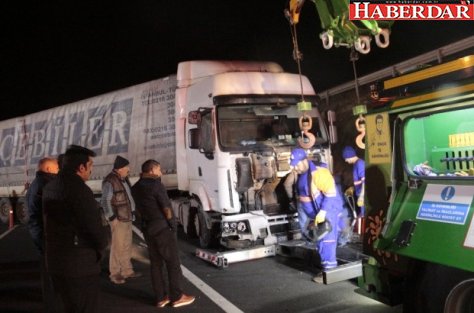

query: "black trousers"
xmin=51 ymin=274 xmax=100 ymax=313
xmin=145 ymin=227 xmax=183 ymax=302
xmin=40 ymin=255 xmax=62 ymax=313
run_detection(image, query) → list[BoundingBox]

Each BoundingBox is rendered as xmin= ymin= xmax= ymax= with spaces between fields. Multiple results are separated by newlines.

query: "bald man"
xmin=27 ymin=157 xmax=60 ymax=252
xmin=26 ymin=157 xmax=60 ymax=313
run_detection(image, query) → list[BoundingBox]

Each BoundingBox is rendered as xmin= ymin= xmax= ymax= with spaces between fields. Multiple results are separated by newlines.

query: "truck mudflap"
xmin=195 ymin=245 xmax=277 ymax=268
xmin=276 ymin=239 xmax=367 ymax=284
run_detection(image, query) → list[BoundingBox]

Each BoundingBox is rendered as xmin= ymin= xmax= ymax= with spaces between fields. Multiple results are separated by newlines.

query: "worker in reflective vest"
xmin=289 ymin=148 xmax=345 ymax=283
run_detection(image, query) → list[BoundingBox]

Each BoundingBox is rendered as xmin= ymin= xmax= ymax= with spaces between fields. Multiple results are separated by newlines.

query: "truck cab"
xmin=173 ymin=61 xmax=331 ymax=248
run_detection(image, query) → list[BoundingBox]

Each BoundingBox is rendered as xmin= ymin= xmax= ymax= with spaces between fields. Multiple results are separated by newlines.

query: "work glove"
xmin=345 ymin=186 xmax=354 ymax=197
xmin=315 ymin=210 xmax=327 ymax=224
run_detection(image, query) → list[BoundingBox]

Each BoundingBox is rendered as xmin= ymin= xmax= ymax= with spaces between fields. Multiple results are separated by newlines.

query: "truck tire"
xmin=15 ymin=198 xmax=29 ymax=225
xmin=186 ymin=206 xmax=198 ymax=238
xmin=403 ymin=261 xmax=474 ymax=313
xmin=445 ymin=279 xmax=474 ymax=313
xmin=0 ymin=198 xmax=12 ymax=224
xmin=197 ymin=210 xmax=219 ymax=249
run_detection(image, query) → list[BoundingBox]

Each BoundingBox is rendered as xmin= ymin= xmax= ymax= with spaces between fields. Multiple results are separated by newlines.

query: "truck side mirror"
xmin=188 ymin=128 xmax=201 ymax=149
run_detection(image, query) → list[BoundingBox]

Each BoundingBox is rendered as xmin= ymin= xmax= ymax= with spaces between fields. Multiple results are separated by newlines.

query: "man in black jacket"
xmin=43 ymin=145 xmax=108 ymax=313
xmin=26 ymin=157 xmax=60 ymax=313
xmin=131 ymin=159 xmax=195 ymax=308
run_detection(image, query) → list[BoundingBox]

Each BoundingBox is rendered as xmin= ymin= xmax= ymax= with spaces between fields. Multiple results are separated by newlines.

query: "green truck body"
xmin=360 ymin=55 xmax=474 ymax=312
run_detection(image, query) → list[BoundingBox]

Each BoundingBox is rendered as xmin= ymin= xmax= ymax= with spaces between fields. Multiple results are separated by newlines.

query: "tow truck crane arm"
xmin=286 ymin=0 xmax=393 ymax=54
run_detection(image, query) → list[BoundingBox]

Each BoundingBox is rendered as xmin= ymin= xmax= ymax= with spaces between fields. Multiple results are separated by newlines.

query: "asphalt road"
xmin=0 ymin=223 xmax=403 ymax=313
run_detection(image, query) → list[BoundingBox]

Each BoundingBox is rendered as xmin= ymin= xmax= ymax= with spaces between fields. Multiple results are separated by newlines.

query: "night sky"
xmin=1 ymin=0 xmax=473 ymax=120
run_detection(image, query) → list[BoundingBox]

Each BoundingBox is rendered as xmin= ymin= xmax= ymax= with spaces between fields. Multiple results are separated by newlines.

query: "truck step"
xmin=321 ymin=261 xmax=363 ymax=284
xmin=276 ymin=239 xmax=368 ymax=284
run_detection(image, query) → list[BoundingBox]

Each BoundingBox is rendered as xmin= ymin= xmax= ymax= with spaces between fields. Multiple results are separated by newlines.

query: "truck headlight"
xmin=237 ymin=221 xmax=247 ymax=232
xmin=221 ymin=220 xmax=249 ymax=234
xmin=223 ymin=222 xmax=230 ymax=233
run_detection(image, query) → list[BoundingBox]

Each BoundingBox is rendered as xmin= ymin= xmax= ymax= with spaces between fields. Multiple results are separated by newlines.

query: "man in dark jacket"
xmin=27 ymin=157 xmax=59 ymax=254
xmin=26 ymin=157 xmax=59 ymax=313
xmin=43 ymin=145 xmax=108 ymax=313
xmin=131 ymin=159 xmax=195 ymax=308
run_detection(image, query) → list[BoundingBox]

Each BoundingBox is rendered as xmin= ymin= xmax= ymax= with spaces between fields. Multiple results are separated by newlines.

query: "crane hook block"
xmin=297 ymin=101 xmax=312 ymax=111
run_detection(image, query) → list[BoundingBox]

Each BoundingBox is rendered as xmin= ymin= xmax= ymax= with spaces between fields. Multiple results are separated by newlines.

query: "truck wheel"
xmin=197 ymin=210 xmax=219 ymax=249
xmin=404 ymin=262 xmax=474 ymax=313
xmin=0 ymin=198 xmax=12 ymax=224
xmin=16 ymin=198 xmax=29 ymax=225
xmin=186 ymin=206 xmax=198 ymax=238
xmin=445 ymin=279 xmax=474 ymax=313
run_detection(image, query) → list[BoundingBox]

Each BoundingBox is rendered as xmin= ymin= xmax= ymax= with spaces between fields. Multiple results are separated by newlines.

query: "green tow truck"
xmin=360 ymin=55 xmax=474 ymax=313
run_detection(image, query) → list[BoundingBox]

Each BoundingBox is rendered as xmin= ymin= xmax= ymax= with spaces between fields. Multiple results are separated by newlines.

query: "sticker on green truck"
xmin=417 ymin=184 xmax=473 ymax=225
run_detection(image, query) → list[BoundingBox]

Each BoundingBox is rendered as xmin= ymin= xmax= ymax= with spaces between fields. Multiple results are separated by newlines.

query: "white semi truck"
xmin=0 ymin=60 xmax=332 ymax=250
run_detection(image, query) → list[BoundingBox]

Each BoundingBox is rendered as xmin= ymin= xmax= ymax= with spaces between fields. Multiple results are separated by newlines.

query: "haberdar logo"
xmin=349 ymin=1 xmax=474 ymax=20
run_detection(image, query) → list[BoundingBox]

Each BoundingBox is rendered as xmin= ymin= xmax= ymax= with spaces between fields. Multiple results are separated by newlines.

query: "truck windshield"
xmin=215 ymin=97 xmax=327 ymax=152
xmin=404 ymin=106 xmax=474 ymax=178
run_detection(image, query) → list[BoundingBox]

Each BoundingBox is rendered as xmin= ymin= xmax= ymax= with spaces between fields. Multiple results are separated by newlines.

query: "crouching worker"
xmin=289 ymin=148 xmax=345 ymax=283
xmin=131 ymin=159 xmax=195 ymax=308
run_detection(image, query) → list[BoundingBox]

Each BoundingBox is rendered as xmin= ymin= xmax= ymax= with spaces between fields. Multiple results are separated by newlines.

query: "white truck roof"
xmin=177 ymin=60 xmax=284 ymax=88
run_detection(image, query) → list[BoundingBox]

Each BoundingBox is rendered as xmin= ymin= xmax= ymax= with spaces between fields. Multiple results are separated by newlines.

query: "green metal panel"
xmin=376 ymin=181 xmax=474 ymax=273
xmin=376 ymin=105 xmax=474 ymax=273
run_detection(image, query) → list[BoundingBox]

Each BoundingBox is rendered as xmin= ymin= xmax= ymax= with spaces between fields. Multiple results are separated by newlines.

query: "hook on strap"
xmin=298 ymin=114 xmax=316 ymax=148
xmin=355 ymin=115 xmax=366 ymax=149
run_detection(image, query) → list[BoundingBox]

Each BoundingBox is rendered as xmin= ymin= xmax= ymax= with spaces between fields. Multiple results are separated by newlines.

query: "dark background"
xmin=1 ymin=0 xmax=473 ymax=120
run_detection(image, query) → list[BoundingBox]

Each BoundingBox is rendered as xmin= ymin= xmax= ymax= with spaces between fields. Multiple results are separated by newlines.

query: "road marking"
xmin=132 ymin=225 xmax=244 ymax=313
xmin=181 ymin=266 xmax=244 ymax=313
xmin=0 ymin=225 xmax=18 ymax=240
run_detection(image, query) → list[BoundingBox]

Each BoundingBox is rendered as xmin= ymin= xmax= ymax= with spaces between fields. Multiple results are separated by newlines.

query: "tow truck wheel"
xmin=404 ymin=262 xmax=474 ymax=313
xmin=0 ymin=198 xmax=12 ymax=224
xmin=445 ymin=279 xmax=474 ymax=313
xmin=16 ymin=197 xmax=29 ymax=225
